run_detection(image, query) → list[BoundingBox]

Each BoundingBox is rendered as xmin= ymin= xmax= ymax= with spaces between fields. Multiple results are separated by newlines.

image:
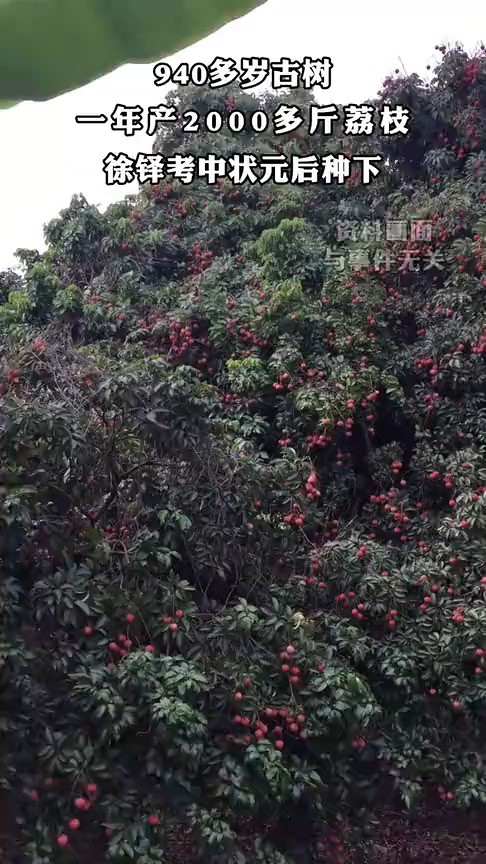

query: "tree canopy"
xmin=0 ymin=43 xmax=485 ymax=864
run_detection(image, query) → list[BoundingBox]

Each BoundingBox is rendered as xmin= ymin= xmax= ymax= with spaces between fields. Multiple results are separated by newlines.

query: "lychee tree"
xmin=0 ymin=43 xmax=485 ymax=864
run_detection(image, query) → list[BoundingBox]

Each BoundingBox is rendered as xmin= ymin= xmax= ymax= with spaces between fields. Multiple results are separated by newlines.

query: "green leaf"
xmin=0 ymin=0 xmax=264 ymax=104
xmin=75 ymin=599 xmax=92 ymax=616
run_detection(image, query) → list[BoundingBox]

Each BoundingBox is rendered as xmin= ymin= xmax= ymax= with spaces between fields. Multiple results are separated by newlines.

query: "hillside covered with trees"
xmin=0 ymin=44 xmax=485 ymax=864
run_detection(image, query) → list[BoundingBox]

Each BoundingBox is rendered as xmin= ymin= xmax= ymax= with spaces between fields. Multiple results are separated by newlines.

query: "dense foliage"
xmin=0 ymin=43 xmax=485 ymax=864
